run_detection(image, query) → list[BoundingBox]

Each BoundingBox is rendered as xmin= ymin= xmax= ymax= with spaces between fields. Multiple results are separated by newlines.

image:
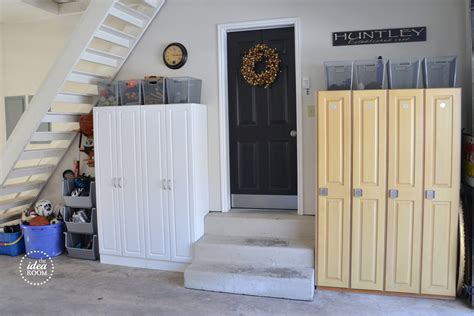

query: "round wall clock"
xmin=163 ymin=42 xmax=188 ymax=69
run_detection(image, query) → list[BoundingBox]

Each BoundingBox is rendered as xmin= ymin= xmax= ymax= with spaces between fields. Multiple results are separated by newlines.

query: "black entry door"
xmin=227 ymin=27 xmax=297 ymax=209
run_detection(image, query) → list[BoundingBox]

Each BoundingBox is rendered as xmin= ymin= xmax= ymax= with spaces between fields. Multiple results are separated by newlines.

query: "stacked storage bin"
xmin=62 ymin=179 xmax=99 ymax=260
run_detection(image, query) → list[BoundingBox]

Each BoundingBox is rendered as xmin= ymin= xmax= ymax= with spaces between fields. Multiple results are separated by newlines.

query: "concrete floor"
xmin=0 ymin=255 xmax=471 ymax=316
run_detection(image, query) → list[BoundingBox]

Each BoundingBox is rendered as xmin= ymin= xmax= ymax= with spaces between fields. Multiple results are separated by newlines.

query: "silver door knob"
xmin=290 ymin=130 xmax=297 ymax=137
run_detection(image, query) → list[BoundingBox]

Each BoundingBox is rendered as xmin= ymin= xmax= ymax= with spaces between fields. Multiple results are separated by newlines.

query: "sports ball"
xmin=71 ymin=188 xmax=84 ymax=197
xmin=35 ymin=199 xmax=53 ymax=217
xmin=79 ymin=113 xmax=94 ymax=137
xmin=30 ymin=216 xmax=50 ymax=227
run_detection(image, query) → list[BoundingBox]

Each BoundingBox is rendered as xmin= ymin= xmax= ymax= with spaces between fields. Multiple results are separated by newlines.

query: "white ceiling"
xmin=0 ymin=0 xmax=86 ymax=24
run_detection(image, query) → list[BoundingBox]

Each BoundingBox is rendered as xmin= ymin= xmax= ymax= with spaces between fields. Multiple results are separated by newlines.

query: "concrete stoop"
xmin=184 ymin=211 xmax=315 ymax=301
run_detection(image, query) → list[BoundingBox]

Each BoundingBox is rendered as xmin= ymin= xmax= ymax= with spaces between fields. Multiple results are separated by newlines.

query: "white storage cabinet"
xmin=93 ymin=104 xmax=209 ymax=271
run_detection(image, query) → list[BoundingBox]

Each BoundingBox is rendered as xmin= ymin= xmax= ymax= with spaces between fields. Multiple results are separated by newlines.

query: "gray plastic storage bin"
xmin=119 ymin=79 xmax=142 ymax=105
xmin=65 ymin=233 xmax=99 ymax=260
xmin=354 ymin=59 xmax=386 ymax=90
xmin=325 ymin=61 xmax=353 ymax=90
xmin=423 ymin=56 xmax=457 ymax=88
xmin=63 ymin=207 xmax=97 ymax=235
xmin=166 ymin=77 xmax=201 ymax=103
xmin=388 ymin=58 xmax=421 ymax=89
xmin=142 ymin=78 xmax=165 ymax=104
xmin=97 ymin=81 xmax=119 ymax=106
xmin=63 ymin=180 xmax=96 ymax=208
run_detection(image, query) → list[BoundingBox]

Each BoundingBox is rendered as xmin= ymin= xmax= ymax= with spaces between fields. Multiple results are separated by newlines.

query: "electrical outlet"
xmin=307 ymin=105 xmax=315 ymax=117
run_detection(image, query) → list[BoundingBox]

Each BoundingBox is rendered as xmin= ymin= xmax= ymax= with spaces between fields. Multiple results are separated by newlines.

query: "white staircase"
xmin=184 ymin=212 xmax=316 ymax=301
xmin=0 ymin=0 xmax=165 ymax=224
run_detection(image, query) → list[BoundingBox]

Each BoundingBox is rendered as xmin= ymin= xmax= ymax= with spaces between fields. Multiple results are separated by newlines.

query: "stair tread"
xmin=85 ymin=47 xmax=124 ymax=60
xmin=187 ymin=262 xmax=314 ymax=280
xmin=24 ymin=148 xmax=66 ymax=152
xmin=199 ymin=235 xmax=314 ymax=249
xmin=100 ymin=24 xmax=137 ymax=39
xmin=0 ymin=180 xmax=46 ymax=190
xmin=13 ymin=164 xmax=56 ymax=171
xmin=58 ymin=91 xmax=97 ymax=97
xmin=46 ymin=112 xmax=89 ymax=115
xmin=0 ymin=195 xmax=36 ymax=206
xmin=71 ymin=70 xmax=110 ymax=79
xmin=114 ymin=1 xmax=150 ymax=20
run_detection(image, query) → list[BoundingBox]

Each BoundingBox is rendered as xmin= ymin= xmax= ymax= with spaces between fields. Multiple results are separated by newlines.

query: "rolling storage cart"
xmin=62 ymin=180 xmax=99 ymax=260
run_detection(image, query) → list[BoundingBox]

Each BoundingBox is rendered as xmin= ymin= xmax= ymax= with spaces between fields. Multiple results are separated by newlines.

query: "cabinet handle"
xmin=112 ymin=178 xmax=117 ymax=188
xmin=167 ymin=179 xmax=172 ymax=191
xmin=162 ymin=179 xmax=167 ymax=190
xmin=354 ymin=188 xmax=363 ymax=198
xmin=425 ymin=190 xmax=435 ymax=200
xmin=118 ymin=178 xmax=122 ymax=189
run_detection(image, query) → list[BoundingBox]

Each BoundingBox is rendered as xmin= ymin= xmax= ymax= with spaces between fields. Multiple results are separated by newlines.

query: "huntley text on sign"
xmin=332 ymin=27 xmax=426 ymax=46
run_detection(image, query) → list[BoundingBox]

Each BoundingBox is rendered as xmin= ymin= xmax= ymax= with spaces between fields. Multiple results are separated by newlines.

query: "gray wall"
xmin=115 ymin=0 xmax=470 ymax=214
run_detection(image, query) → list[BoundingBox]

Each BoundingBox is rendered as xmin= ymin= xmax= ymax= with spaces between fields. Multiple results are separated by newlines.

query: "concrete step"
xmin=194 ymin=235 xmax=314 ymax=268
xmin=205 ymin=211 xmax=314 ymax=239
xmin=184 ymin=263 xmax=314 ymax=301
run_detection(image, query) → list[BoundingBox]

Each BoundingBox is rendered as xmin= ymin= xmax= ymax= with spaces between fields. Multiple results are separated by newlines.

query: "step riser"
xmin=31 ymin=132 xmax=75 ymax=142
xmin=194 ymin=242 xmax=314 ymax=268
xmin=20 ymin=149 xmax=65 ymax=160
xmin=9 ymin=166 xmax=53 ymax=178
xmin=95 ymin=30 xmax=131 ymax=48
xmin=43 ymin=114 xmax=81 ymax=123
xmin=55 ymin=94 xmax=94 ymax=104
xmin=0 ymin=182 xmax=45 ymax=195
xmin=184 ymin=267 xmax=314 ymax=301
xmin=205 ymin=217 xmax=314 ymax=239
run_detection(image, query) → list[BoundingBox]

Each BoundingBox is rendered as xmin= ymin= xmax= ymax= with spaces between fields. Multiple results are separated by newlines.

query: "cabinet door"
xmin=421 ymin=89 xmax=461 ymax=296
xmin=94 ymin=108 xmax=121 ymax=256
xmin=141 ymin=105 xmax=171 ymax=261
xmin=166 ymin=104 xmax=194 ymax=262
xmin=317 ymin=91 xmax=352 ymax=288
xmin=116 ymin=107 xmax=145 ymax=258
xmin=351 ymin=91 xmax=387 ymax=291
xmin=386 ymin=90 xmax=424 ymax=294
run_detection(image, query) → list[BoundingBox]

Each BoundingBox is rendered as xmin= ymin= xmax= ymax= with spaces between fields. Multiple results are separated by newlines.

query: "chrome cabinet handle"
xmin=167 ymin=179 xmax=172 ymax=190
xmin=112 ymin=178 xmax=117 ymax=188
xmin=118 ymin=178 xmax=122 ymax=188
xmin=162 ymin=179 xmax=167 ymax=190
xmin=290 ymin=130 xmax=297 ymax=137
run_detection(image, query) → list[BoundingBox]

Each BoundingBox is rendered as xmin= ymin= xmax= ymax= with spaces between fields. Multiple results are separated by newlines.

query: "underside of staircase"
xmin=184 ymin=211 xmax=316 ymax=301
xmin=0 ymin=0 xmax=165 ymax=224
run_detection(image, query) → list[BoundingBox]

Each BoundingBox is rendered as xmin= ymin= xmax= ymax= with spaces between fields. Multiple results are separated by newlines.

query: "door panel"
xmin=94 ymin=108 xmax=121 ymax=256
xmin=167 ymin=105 xmax=193 ymax=262
xmin=421 ymin=89 xmax=461 ymax=296
xmin=228 ymin=27 xmax=297 ymax=208
xmin=317 ymin=91 xmax=351 ymax=288
xmin=141 ymin=105 xmax=170 ymax=261
xmin=351 ymin=91 xmax=387 ymax=290
xmin=116 ymin=107 xmax=145 ymax=258
xmin=386 ymin=90 xmax=424 ymax=293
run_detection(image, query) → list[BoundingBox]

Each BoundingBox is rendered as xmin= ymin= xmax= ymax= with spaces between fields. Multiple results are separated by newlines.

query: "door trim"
xmin=217 ymin=17 xmax=303 ymax=215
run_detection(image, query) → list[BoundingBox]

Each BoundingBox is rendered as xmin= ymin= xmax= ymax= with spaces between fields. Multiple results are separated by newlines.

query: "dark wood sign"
xmin=332 ymin=27 xmax=426 ymax=46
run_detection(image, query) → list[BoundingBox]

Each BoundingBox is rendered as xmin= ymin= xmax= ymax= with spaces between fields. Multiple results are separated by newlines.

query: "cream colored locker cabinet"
xmin=385 ymin=90 xmax=424 ymax=294
xmin=317 ymin=91 xmax=352 ymax=288
xmin=351 ymin=91 xmax=387 ymax=291
xmin=421 ymin=89 xmax=461 ymax=297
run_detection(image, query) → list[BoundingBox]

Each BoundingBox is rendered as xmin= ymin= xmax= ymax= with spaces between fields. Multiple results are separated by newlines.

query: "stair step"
xmin=20 ymin=148 xmax=66 ymax=160
xmin=95 ymin=25 xmax=135 ymax=48
xmin=42 ymin=112 xmax=87 ymax=123
xmin=0 ymin=180 xmax=46 ymax=196
xmin=194 ymin=235 xmax=314 ymax=268
xmin=31 ymin=131 xmax=76 ymax=142
xmin=184 ymin=263 xmax=315 ymax=301
xmin=109 ymin=2 xmax=149 ymax=28
xmin=0 ymin=196 xmax=36 ymax=211
xmin=205 ymin=212 xmax=315 ymax=239
xmin=81 ymin=48 xmax=123 ymax=67
xmin=55 ymin=92 xmax=95 ymax=104
xmin=9 ymin=165 xmax=55 ymax=179
xmin=68 ymin=70 xmax=110 ymax=85
xmin=0 ymin=210 xmax=23 ymax=225
xmin=143 ymin=0 xmax=159 ymax=8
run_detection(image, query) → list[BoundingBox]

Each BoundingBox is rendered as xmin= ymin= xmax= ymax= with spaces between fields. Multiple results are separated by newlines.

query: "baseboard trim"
xmin=317 ymin=286 xmax=455 ymax=300
xmin=100 ymin=255 xmax=190 ymax=272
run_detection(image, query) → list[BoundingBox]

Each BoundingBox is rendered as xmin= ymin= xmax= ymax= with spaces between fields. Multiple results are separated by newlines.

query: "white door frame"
xmin=217 ymin=17 xmax=303 ymax=215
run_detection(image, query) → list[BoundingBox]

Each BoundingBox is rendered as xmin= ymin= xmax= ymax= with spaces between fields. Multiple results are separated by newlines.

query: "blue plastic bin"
xmin=21 ymin=223 xmax=64 ymax=259
xmin=0 ymin=231 xmax=25 ymax=256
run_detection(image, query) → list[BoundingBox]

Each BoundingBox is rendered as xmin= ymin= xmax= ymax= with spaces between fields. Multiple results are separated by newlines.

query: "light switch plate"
xmin=307 ymin=105 xmax=315 ymax=117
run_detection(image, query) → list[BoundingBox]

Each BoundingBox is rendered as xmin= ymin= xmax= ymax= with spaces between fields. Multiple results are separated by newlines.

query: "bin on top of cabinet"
xmin=97 ymin=81 xmax=119 ymax=106
xmin=354 ymin=59 xmax=386 ymax=90
xmin=119 ymin=79 xmax=142 ymax=105
xmin=325 ymin=61 xmax=353 ymax=90
xmin=388 ymin=58 xmax=421 ymax=89
xmin=423 ymin=56 xmax=457 ymax=88
xmin=166 ymin=77 xmax=201 ymax=104
xmin=143 ymin=77 xmax=165 ymax=104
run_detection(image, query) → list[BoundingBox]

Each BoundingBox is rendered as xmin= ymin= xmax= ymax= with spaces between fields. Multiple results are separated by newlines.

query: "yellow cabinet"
xmin=421 ymin=89 xmax=461 ymax=296
xmin=385 ymin=90 xmax=424 ymax=294
xmin=351 ymin=91 xmax=387 ymax=291
xmin=317 ymin=91 xmax=352 ymax=288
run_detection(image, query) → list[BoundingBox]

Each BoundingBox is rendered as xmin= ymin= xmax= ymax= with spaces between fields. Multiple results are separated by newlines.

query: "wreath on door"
xmin=240 ymin=43 xmax=281 ymax=88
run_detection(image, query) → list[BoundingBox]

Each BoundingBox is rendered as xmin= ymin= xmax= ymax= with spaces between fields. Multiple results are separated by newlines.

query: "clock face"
xmin=163 ymin=42 xmax=187 ymax=69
